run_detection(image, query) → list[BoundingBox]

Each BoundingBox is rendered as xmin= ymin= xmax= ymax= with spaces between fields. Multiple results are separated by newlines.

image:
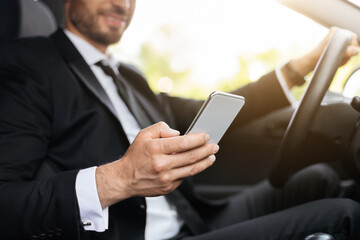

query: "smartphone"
xmin=185 ymin=91 xmax=245 ymax=144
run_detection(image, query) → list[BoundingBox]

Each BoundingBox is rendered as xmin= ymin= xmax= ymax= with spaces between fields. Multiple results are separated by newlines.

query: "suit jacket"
xmin=0 ymin=29 xmax=290 ymax=239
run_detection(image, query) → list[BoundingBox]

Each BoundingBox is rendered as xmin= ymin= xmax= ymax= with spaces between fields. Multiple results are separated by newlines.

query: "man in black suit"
xmin=0 ymin=0 xmax=360 ymax=239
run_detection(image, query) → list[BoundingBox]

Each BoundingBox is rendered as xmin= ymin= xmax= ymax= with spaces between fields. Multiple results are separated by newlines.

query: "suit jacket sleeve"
xmin=0 ymin=40 xmax=82 ymax=239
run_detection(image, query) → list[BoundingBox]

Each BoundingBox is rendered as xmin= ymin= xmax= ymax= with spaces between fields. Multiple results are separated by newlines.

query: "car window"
xmin=343 ymin=68 xmax=360 ymax=97
xmin=108 ymin=0 xmax=357 ymax=100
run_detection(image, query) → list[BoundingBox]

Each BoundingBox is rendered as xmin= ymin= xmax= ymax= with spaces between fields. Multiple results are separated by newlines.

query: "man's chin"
xmin=105 ymin=33 xmax=122 ymax=45
xmin=99 ymin=28 xmax=123 ymax=42
xmin=93 ymin=35 xmax=121 ymax=46
xmin=85 ymin=28 xmax=121 ymax=46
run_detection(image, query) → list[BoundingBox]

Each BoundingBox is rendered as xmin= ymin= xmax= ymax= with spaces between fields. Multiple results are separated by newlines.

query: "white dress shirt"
xmin=65 ymin=30 xmax=184 ymax=239
xmin=275 ymin=65 xmax=296 ymax=106
xmin=65 ymin=30 xmax=294 ymax=240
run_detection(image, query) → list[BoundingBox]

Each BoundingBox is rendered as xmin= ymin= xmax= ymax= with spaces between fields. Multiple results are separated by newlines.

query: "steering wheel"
xmin=268 ymin=29 xmax=353 ymax=188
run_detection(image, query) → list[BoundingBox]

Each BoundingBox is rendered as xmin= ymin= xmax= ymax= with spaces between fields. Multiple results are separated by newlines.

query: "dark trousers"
xmin=183 ymin=164 xmax=360 ymax=240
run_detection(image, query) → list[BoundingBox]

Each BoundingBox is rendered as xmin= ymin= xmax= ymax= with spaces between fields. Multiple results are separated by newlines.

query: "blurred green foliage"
xmin=138 ymin=43 xmax=191 ymax=95
xmin=134 ymin=25 xmax=360 ymax=101
xmin=136 ymin=45 xmax=286 ymax=100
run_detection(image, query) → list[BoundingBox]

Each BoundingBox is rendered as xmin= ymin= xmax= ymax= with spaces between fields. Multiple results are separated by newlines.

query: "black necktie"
xmin=166 ymin=190 xmax=209 ymax=235
xmin=97 ymin=60 xmax=209 ymax=235
xmin=96 ymin=60 xmax=152 ymax=128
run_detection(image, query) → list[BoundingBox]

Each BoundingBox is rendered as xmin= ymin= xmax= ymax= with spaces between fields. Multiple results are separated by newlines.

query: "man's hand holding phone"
xmin=96 ymin=122 xmax=219 ymax=208
xmin=96 ymin=91 xmax=244 ymax=208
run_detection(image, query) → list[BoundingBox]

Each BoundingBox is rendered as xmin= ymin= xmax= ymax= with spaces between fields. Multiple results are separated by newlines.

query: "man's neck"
xmin=65 ymin=26 xmax=108 ymax=54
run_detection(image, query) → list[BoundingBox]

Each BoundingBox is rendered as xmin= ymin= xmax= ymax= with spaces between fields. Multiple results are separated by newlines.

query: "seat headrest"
xmin=19 ymin=0 xmax=57 ymax=37
xmin=0 ymin=0 xmax=58 ymax=42
xmin=41 ymin=0 xmax=65 ymax=28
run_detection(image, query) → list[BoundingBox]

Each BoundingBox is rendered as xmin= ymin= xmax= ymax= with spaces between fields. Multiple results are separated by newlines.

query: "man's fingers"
xmin=170 ymin=155 xmax=216 ymax=180
xmin=341 ymin=45 xmax=359 ymax=66
xmin=168 ymin=143 xmax=219 ymax=169
xmin=338 ymin=32 xmax=358 ymax=66
xmin=350 ymin=33 xmax=359 ymax=48
xmin=347 ymin=46 xmax=359 ymax=56
xmin=345 ymin=46 xmax=359 ymax=60
xmin=141 ymin=122 xmax=180 ymax=139
xmin=158 ymin=133 xmax=210 ymax=154
xmin=346 ymin=32 xmax=359 ymax=58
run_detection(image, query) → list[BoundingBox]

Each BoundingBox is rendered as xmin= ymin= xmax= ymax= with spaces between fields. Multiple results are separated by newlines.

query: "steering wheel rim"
xmin=269 ymin=29 xmax=353 ymax=188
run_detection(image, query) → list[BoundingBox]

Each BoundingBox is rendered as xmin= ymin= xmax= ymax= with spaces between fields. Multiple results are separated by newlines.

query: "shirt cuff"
xmin=75 ymin=167 xmax=109 ymax=232
xmin=275 ymin=65 xmax=296 ymax=107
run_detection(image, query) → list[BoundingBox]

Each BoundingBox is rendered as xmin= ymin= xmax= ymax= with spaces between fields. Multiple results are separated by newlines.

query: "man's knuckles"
xmin=189 ymin=166 xmax=199 ymax=176
xmin=178 ymin=137 xmax=190 ymax=151
xmin=158 ymin=173 xmax=173 ymax=185
xmin=144 ymin=140 xmax=162 ymax=155
xmin=139 ymin=121 xmax=170 ymax=139
xmin=152 ymin=158 xmax=168 ymax=173
xmin=186 ymin=151 xmax=198 ymax=164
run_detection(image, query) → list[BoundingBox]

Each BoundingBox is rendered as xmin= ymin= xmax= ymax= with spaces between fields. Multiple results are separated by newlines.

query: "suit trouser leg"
xmin=182 ymin=164 xmax=348 ymax=239
xmin=184 ymin=198 xmax=360 ymax=240
xmin=206 ymin=163 xmax=341 ymax=228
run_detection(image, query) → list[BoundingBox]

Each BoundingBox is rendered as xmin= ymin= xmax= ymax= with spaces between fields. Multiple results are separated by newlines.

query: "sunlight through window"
xmin=109 ymin=0 xmax=328 ymax=98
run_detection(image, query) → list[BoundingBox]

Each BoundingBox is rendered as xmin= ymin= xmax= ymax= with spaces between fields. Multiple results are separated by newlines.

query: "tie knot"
xmin=97 ymin=61 xmax=153 ymax=129
xmin=96 ymin=60 xmax=117 ymax=79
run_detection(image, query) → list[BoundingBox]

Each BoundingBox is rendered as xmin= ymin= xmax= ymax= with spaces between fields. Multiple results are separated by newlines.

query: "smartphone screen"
xmin=185 ymin=91 xmax=245 ymax=144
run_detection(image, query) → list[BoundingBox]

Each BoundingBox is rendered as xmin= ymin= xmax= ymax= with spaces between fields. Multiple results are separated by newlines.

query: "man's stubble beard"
xmin=69 ymin=0 xmax=122 ymax=46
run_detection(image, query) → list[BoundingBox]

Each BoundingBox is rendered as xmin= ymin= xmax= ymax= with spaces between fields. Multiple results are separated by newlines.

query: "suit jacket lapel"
xmin=50 ymin=29 xmax=119 ymax=120
xmin=51 ymin=29 xmax=169 ymax=130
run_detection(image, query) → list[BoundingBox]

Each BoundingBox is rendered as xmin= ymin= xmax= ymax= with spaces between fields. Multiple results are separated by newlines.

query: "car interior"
xmin=2 ymin=0 xmax=360 ymax=239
